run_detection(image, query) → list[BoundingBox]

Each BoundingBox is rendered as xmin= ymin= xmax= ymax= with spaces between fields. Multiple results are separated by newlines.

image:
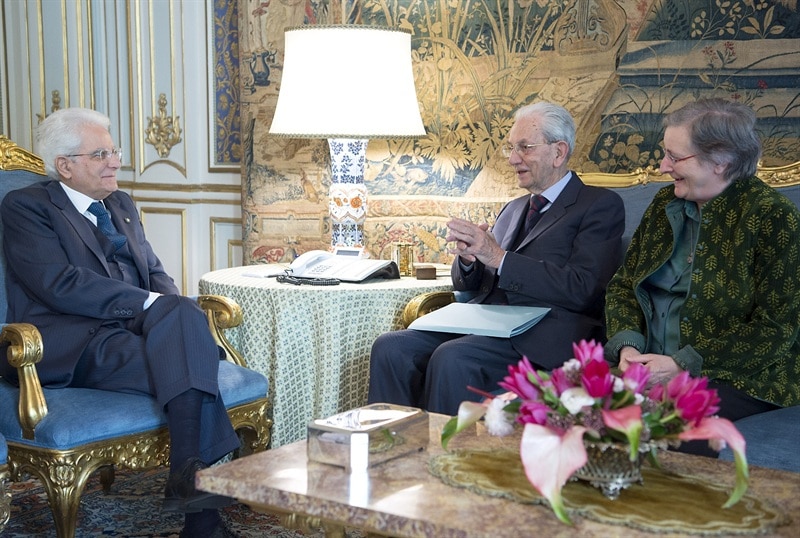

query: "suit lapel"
xmin=46 ymin=182 xmax=111 ymax=272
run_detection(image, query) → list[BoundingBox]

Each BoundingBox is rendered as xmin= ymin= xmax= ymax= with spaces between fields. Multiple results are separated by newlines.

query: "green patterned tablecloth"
xmin=199 ymin=265 xmax=453 ymax=447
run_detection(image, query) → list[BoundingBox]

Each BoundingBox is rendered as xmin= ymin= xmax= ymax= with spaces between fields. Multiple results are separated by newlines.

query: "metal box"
xmin=307 ymin=403 xmax=429 ymax=472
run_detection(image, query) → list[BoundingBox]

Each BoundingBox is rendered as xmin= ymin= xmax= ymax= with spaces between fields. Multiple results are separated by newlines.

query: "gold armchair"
xmin=0 ymin=135 xmax=272 ymax=538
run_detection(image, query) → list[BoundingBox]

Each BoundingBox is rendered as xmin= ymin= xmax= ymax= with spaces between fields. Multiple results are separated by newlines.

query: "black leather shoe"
xmin=163 ymin=457 xmax=234 ymax=513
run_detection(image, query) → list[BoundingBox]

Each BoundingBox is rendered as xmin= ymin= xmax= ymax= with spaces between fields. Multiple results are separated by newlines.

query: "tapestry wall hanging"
xmin=234 ymin=0 xmax=799 ymax=264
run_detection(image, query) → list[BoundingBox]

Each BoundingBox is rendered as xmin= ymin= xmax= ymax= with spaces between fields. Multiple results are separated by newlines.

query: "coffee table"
xmin=197 ymin=413 xmax=798 ymax=537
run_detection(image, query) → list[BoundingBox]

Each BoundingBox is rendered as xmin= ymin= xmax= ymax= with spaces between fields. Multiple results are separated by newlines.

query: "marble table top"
xmin=197 ymin=413 xmax=798 ymax=537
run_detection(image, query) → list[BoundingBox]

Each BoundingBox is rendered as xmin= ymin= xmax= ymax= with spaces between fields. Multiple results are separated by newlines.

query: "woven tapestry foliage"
xmin=236 ymin=0 xmax=800 ymax=263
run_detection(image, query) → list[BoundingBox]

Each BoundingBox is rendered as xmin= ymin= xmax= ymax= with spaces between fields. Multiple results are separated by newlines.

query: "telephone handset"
xmin=289 ymin=250 xmax=332 ymax=274
xmin=287 ymin=250 xmax=399 ymax=282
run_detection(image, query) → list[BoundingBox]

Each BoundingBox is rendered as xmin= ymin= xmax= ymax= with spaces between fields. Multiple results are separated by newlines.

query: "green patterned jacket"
xmin=605 ymin=176 xmax=800 ymax=407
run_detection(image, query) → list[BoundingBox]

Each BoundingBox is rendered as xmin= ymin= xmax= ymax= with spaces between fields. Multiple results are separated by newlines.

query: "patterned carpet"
xmin=3 ymin=467 xmax=362 ymax=537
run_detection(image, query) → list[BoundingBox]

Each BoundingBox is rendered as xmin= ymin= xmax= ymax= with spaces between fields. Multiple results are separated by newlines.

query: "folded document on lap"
xmin=408 ymin=303 xmax=550 ymax=338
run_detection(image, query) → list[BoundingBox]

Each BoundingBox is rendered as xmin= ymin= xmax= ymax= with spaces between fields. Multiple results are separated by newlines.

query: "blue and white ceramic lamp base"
xmin=328 ymin=138 xmax=368 ymax=248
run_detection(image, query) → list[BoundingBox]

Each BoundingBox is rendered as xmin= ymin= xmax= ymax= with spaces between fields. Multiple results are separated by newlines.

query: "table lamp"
xmin=269 ymin=25 xmax=426 ymax=248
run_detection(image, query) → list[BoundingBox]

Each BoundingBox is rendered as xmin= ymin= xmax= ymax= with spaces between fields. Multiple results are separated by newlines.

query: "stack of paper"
xmin=408 ymin=303 xmax=550 ymax=338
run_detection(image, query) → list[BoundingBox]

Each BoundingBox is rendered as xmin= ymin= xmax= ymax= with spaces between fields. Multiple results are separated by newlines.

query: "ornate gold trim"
xmin=197 ymin=294 xmax=246 ymax=367
xmin=401 ymin=291 xmax=455 ymax=328
xmin=145 ymin=93 xmax=182 ymax=158
xmin=6 ymin=397 xmax=271 ymax=538
xmin=0 ymin=135 xmax=46 ymax=175
xmin=1 ymin=323 xmax=46 ymax=440
xmin=580 ymin=161 xmax=800 ymax=188
xmin=0 ymin=464 xmax=9 ymax=532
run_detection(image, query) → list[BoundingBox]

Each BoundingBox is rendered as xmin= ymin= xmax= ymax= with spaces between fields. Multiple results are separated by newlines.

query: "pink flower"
xmin=499 ymin=356 xmax=541 ymax=401
xmin=441 ymin=340 xmax=750 ymax=525
xmin=621 ymin=362 xmax=650 ymax=393
xmin=647 ymin=382 xmax=665 ymax=402
xmin=581 ymin=356 xmax=613 ymax=398
xmin=667 ymin=372 xmax=720 ymax=426
xmin=548 ymin=366 xmax=572 ymax=394
xmin=517 ymin=400 xmax=550 ymax=426
xmin=572 ymin=339 xmax=604 ymax=366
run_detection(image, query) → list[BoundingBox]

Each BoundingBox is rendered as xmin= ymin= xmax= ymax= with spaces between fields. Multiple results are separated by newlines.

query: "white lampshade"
xmin=269 ymin=25 xmax=425 ymax=139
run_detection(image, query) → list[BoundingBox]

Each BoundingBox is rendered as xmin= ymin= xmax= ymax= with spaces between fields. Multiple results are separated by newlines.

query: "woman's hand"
xmin=619 ymin=346 xmax=682 ymax=386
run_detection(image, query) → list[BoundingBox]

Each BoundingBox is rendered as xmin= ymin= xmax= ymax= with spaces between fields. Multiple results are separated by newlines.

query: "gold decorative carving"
xmin=1 ymin=323 xmax=46 ymax=440
xmin=401 ymin=290 xmax=456 ymax=329
xmin=6 ymin=397 xmax=271 ymax=538
xmin=0 ymin=135 xmax=46 ymax=175
xmin=580 ymin=161 xmax=800 ymax=188
xmin=35 ymin=90 xmax=62 ymax=124
xmin=145 ymin=93 xmax=182 ymax=158
xmin=0 ymin=464 xmax=9 ymax=531
xmin=197 ymin=294 xmax=246 ymax=367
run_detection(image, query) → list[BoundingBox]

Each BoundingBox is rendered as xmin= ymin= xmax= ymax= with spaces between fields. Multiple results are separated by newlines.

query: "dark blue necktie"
xmin=88 ymin=201 xmax=127 ymax=251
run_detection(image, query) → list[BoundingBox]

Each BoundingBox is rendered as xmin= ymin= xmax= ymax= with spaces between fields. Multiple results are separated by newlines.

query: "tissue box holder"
xmin=307 ymin=403 xmax=429 ymax=472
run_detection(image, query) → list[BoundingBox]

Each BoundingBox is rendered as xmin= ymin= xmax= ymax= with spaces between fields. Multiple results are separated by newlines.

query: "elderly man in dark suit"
xmin=368 ymin=101 xmax=625 ymax=415
xmin=0 ymin=108 xmax=235 ymax=537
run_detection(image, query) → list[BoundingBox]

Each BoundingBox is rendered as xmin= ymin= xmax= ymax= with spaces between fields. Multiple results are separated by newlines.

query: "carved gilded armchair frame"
xmin=0 ymin=135 xmax=272 ymax=538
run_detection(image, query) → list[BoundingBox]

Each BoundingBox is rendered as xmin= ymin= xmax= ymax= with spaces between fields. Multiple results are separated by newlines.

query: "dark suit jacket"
xmin=452 ymin=172 xmax=624 ymax=367
xmin=0 ymin=180 xmax=178 ymax=386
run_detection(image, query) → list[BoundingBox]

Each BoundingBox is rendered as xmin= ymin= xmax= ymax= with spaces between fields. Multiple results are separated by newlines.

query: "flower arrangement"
xmin=441 ymin=340 xmax=749 ymax=524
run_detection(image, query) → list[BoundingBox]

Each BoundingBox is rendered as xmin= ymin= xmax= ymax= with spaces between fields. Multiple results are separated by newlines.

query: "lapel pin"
xmin=124 ymin=217 xmax=131 ymax=223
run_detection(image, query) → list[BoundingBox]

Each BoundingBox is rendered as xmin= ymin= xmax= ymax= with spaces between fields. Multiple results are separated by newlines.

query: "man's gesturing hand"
xmin=446 ymin=217 xmax=505 ymax=268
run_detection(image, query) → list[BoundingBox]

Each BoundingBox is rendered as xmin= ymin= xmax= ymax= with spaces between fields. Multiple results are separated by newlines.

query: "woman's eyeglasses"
xmin=663 ymin=150 xmax=696 ymax=165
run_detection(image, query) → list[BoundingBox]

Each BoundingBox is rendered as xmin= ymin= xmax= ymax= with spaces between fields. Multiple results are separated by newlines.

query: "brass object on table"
xmin=391 ymin=242 xmax=414 ymax=276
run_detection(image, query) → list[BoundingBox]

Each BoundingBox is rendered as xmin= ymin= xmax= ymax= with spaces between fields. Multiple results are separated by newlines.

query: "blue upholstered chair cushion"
xmin=0 ymin=360 xmax=267 ymax=450
xmin=0 ymin=433 xmax=6 ymax=464
xmin=718 ymin=406 xmax=800 ymax=473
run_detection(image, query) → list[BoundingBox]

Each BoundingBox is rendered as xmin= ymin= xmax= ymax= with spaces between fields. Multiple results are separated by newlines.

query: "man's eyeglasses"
xmin=663 ymin=150 xmax=696 ymax=165
xmin=66 ymin=148 xmax=123 ymax=162
xmin=501 ymin=142 xmax=551 ymax=158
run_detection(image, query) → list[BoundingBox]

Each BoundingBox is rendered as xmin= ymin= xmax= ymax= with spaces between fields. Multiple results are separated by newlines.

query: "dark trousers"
xmin=367 ymin=328 xmax=524 ymax=415
xmin=72 ymin=294 xmax=239 ymax=463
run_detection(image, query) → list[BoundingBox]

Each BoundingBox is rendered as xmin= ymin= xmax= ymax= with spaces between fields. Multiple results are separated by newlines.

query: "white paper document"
xmin=408 ymin=303 xmax=550 ymax=338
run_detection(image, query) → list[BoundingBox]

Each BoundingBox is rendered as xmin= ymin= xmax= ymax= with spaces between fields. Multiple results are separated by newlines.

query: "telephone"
xmin=288 ymin=250 xmax=399 ymax=282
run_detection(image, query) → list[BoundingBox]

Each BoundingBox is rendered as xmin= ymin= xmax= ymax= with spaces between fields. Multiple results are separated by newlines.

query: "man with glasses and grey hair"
xmin=368 ymin=101 xmax=625 ymax=415
xmin=0 ymin=108 xmax=236 ymax=537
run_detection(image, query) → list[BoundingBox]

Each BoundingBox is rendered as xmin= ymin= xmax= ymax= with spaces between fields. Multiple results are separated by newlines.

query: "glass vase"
xmin=573 ymin=442 xmax=644 ymax=500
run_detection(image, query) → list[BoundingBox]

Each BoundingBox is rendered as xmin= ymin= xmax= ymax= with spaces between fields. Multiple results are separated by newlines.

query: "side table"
xmin=199 ymin=265 xmax=452 ymax=447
